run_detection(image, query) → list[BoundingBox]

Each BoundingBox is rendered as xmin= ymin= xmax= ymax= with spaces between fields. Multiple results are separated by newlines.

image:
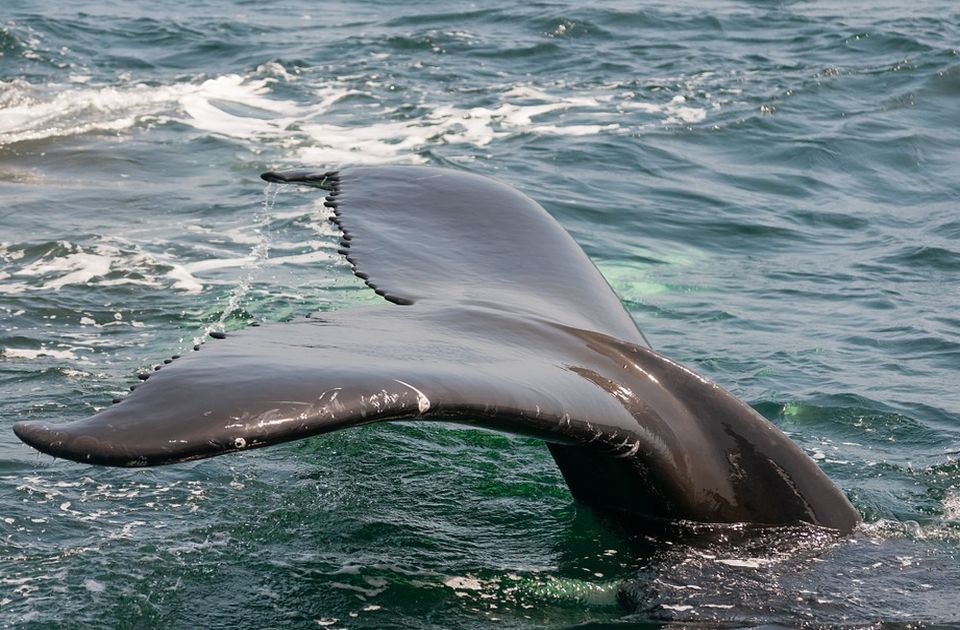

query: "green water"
xmin=1 ymin=1 xmax=959 ymax=626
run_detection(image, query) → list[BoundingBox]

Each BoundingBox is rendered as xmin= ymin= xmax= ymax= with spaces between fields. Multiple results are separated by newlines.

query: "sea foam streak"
xmin=0 ymin=67 xmax=711 ymax=162
xmin=0 ymin=239 xmax=203 ymax=295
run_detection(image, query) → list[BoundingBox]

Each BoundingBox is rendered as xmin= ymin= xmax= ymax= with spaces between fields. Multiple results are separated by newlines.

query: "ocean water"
xmin=1 ymin=0 xmax=959 ymax=627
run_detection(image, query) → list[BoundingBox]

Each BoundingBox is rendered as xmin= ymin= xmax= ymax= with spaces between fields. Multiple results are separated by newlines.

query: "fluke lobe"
xmin=13 ymin=166 xmax=861 ymax=534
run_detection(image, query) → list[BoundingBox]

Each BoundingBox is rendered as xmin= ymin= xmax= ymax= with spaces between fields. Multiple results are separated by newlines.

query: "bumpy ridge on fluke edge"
xmin=261 ymin=170 xmax=414 ymax=306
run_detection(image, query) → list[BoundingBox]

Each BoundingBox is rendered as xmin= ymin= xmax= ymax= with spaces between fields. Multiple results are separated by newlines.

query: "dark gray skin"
xmin=13 ymin=166 xmax=861 ymax=533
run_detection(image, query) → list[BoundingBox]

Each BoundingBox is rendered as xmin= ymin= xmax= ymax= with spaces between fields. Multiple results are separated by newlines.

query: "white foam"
xmin=716 ymin=557 xmax=771 ymax=569
xmin=1 ymin=66 xmax=715 ymax=162
xmin=294 ymin=92 xmax=623 ymax=164
xmin=443 ymin=576 xmax=483 ymax=590
xmin=162 ymin=263 xmax=205 ymax=294
xmin=297 ymin=120 xmax=433 ymax=165
xmin=533 ymin=123 xmax=620 ymax=136
xmin=1 ymin=347 xmax=80 ymax=360
xmin=25 ymin=251 xmax=112 ymax=291
xmin=0 ymin=72 xmax=298 ymax=147
xmin=0 ymin=240 xmax=205 ymax=295
xmin=943 ymin=488 xmax=960 ymax=521
xmin=268 ymin=250 xmax=339 ymax=266
xmin=621 ymin=94 xmax=707 ymax=124
xmin=178 ymin=74 xmax=299 ymax=139
xmin=0 ymin=79 xmax=188 ymax=145
xmin=183 ymin=256 xmax=257 ymax=274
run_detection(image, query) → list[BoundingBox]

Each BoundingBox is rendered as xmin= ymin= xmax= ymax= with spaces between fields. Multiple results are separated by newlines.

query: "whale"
xmin=12 ymin=166 xmax=861 ymax=533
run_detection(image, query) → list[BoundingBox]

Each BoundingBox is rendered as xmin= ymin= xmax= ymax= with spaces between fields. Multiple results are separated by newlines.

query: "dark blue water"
xmin=1 ymin=1 xmax=958 ymax=627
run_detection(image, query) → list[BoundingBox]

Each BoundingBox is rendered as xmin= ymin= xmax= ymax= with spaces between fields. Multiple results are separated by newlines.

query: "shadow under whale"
xmin=12 ymin=166 xmax=861 ymax=534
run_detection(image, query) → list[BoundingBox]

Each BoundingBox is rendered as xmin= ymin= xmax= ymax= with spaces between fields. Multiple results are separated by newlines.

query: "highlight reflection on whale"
xmin=12 ymin=166 xmax=861 ymax=533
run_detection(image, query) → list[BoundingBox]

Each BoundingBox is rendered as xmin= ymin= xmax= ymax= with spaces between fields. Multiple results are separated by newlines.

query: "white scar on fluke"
xmin=394 ymin=379 xmax=432 ymax=415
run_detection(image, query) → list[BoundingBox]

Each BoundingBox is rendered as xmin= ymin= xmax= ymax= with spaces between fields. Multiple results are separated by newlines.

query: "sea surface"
xmin=1 ymin=1 xmax=959 ymax=627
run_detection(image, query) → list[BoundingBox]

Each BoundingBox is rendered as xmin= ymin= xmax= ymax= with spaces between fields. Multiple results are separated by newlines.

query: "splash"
xmin=202 ymin=182 xmax=282 ymax=339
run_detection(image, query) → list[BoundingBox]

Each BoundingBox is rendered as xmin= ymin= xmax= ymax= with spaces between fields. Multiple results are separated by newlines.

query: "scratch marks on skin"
xmin=200 ymin=381 xmax=435 ymax=452
xmin=218 ymin=387 xmax=351 ymax=448
xmin=328 ymin=389 xmax=342 ymax=412
xmin=360 ymin=389 xmax=401 ymax=416
xmin=313 ymin=388 xmax=343 ymax=421
xmin=393 ymin=379 xmax=431 ymax=415
xmin=585 ymin=421 xmax=602 ymax=443
xmin=616 ymin=437 xmax=643 ymax=459
xmin=609 ymin=383 xmax=637 ymax=405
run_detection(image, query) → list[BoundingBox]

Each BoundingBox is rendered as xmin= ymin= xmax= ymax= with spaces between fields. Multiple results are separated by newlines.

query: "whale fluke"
xmin=12 ymin=166 xmax=860 ymax=533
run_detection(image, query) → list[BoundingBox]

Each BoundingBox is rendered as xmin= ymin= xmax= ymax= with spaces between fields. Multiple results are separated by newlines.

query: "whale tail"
xmin=12 ymin=166 xmax=860 ymax=533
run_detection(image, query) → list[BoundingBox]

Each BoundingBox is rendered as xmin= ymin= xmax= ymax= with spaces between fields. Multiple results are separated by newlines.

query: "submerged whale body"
xmin=13 ymin=166 xmax=860 ymax=533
